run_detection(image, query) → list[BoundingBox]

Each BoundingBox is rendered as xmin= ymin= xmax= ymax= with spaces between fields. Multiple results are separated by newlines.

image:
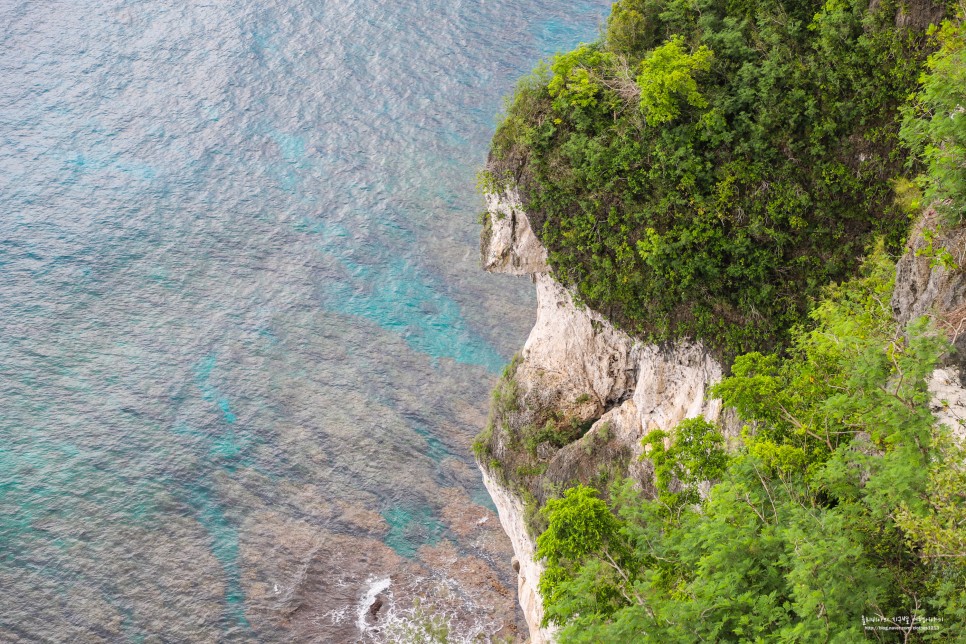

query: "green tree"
xmin=547 ymin=45 xmax=615 ymax=114
xmin=641 ymin=416 xmax=728 ymax=511
xmin=536 ymin=485 xmax=637 ymax=627
xmin=488 ymin=0 xmax=933 ymax=359
xmin=636 ymin=35 xmax=713 ymax=126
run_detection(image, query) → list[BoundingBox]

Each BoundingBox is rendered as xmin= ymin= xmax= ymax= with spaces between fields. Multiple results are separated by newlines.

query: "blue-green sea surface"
xmin=0 ymin=0 xmax=610 ymax=641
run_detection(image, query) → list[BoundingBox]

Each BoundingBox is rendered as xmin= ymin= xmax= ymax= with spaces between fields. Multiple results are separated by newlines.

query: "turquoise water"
xmin=0 ymin=0 xmax=609 ymax=640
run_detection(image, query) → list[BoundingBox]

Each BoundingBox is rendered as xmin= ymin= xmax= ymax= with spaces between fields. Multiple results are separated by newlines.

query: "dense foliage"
xmin=489 ymin=0 xmax=944 ymax=357
xmin=535 ymin=250 xmax=966 ymax=641
xmin=902 ymin=3 xmax=966 ymax=223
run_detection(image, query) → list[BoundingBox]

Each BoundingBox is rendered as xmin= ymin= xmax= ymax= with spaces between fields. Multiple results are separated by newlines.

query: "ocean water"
xmin=0 ymin=0 xmax=610 ymax=641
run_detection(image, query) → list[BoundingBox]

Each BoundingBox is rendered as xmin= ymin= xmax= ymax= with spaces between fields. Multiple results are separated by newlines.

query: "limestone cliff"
xmin=476 ymin=188 xmax=737 ymax=642
xmin=478 ymin=190 xmax=966 ymax=643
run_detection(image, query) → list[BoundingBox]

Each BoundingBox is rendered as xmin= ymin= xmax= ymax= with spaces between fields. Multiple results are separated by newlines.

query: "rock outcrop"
xmin=893 ymin=210 xmax=966 ymax=437
xmin=480 ymin=190 xmax=548 ymax=276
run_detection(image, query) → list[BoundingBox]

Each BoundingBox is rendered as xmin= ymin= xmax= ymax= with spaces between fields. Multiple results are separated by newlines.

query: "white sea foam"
xmin=356 ymin=577 xmax=393 ymax=633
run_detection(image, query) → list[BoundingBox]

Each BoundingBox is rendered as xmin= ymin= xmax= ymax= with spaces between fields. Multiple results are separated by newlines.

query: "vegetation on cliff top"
xmin=488 ymin=0 xmax=948 ymax=359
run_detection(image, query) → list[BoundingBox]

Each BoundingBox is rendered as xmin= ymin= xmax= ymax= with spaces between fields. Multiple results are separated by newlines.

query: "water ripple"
xmin=0 ymin=0 xmax=609 ymax=640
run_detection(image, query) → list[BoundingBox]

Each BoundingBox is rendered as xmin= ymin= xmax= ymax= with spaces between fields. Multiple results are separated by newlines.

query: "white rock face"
xmin=522 ymin=274 xmax=730 ymax=468
xmin=519 ymin=274 xmax=641 ymax=409
xmin=627 ymin=343 xmax=726 ymax=444
xmin=892 ymin=211 xmax=966 ymax=331
xmin=929 ymin=369 xmax=966 ymax=441
xmin=478 ymin=189 xmax=729 ymax=642
xmin=480 ymin=189 xmax=548 ymax=276
xmin=480 ymin=468 xmax=557 ymax=644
